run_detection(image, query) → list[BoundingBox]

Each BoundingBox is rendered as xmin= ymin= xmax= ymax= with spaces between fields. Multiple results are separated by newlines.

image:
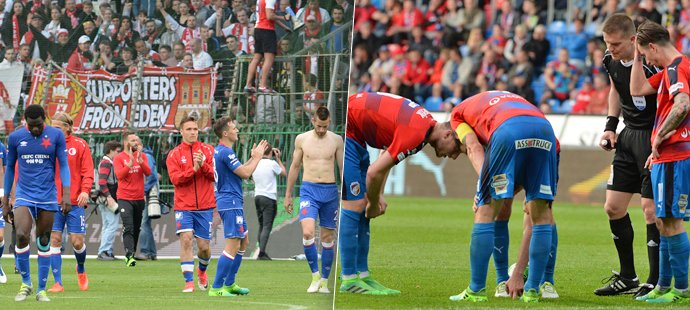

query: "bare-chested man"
xmin=285 ymin=106 xmax=344 ymax=294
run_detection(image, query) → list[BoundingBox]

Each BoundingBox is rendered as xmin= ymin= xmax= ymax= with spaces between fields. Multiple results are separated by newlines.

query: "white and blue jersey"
xmin=4 ymin=126 xmax=70 ymax=213
xmin=214 ymin=143 xmax=243 ymax=210
xmin=214 ymin=143 xmax=247 ymax=239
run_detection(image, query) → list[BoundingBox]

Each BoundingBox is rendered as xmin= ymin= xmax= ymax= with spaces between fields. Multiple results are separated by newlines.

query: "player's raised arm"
xmin=284 ymin=135 xmax=304 ymax=214
xmin=233 ymin=140 xmax=269 ymax=179
xmin=630 ymin=38 xmax=657 ymax=97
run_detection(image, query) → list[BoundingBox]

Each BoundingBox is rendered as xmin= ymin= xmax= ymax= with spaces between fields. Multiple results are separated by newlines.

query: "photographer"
xmin=113 ymin=132 xmax=151 ymax=267
xmin=252 ymin=144 xmax=286 ymax=260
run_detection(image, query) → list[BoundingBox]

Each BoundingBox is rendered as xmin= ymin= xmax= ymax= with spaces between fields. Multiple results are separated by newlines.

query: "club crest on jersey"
xmin=350 ymin=182 xmax=361 ymax=196
xmin=299 ymin=201 xmax=310 ymax=209
xmin=175 ymin=211 xmax=183 ymax=220
xmin=491 ymin=174 xmax=509 ymax=195
xmin=681 ymin=128 xmax=690 ymax=139
xmin=181 ymin=156 xmax=187 ymax=164
xmin=68 ymin=148 xmax=77 ymax=156
xmin=41 ymin=137 xmax=52 ymax=149
xmin=515 ymin=139 xmax=552 ymax=151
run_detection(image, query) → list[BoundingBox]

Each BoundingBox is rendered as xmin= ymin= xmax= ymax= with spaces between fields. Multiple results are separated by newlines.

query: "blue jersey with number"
xmin=5 ymin=126 xmax=70 ymax=206
xmin=214 ymin=143 xmax=243 ymax=210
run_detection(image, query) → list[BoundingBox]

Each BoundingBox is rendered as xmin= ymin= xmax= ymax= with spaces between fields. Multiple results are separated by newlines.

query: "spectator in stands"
xmin=443 ymin=0 xmax=483 ymax=44
xmin=113 ymin=17 xmax=141 ymax=52
xmin=361 ymin=72 xmax=388 ymax=93
xmin=191 ymin=37 xmax=212 ymax=69
xmin=159 ymin=0 xmax=200 ymax=52
xmin=507 ymin=49 xmax=534 ymax=85
xmin=143 ymin=19 xmax=162 ymax=51
xmin=565 ymin=18 xmax=590 ymax=68
xmin=1 ymin=1 xmax=28 ymax=50
xmin=486 ymin=24 xmax=507 ymax=60
xmin=570 ymin=76 xmax=594 ymax=114
xmin=441 ymin=47 xmax=466 ymax=99
xmin=44 ymin=6 xmax=71 ymax=41
xmin=424 ymin=83 xmax=445 ymax=112
xmin=523 ymin=24 xmax=550 ymax=71
xmin=476 ymin=47 xmax=504 ymax=87
xmin=64 ymin=0 xmax=82 ymax=28
xmin=159 ymin=44 xmax=177 ymax=66
xmin=30 ymin=22 xmax=85 ymax=65
xmin=494 ymin=0 xmax=518 ymax=37
xmin=636 ymin=0 xmax=662 ymax=25
xmin=0 ymin=47 xmax=21 ymax=69
xmin=541 ymin=56 xmax=578 ymax=113
xmin=368 ymin=45 xmax=393 ymax=86
xmin=509 ymin=71 xmax=536 ymax=105
xmin=93 ymin=40 xmax=114 ymax=71
xmin=172 ymin=41 xmax=185 ymax=65
xmin=252 ymin=145 xmax=286 ymax=261
xmin=294 ymin=14 xmax=323 ymax=52
xmin=135 ymin=0 xmax=157 ymax=17
xmin=212 ymin=7 xmax=253 ymax=54
xmin=244 ymin=0 xmax=289 ymax=94
xmin=134 ymin=38 xmax=161 ymax=64
xmin=521 ymin=0 xmax=545 ymax=31
xmin=323 ymin=5 xmax=348 ymax=53
xmin=225 ymin=35 xmax=245 ymax=57
xmin=97 ymin=140 xmax=122 ymax=261
xmin=401 ymin=48 xmax=430 ymax=102
xmin=274 ymin=0 xmax=294 ymax=40
xmin=296 ymin=0 xmax=330 ymax=25
xmin=351 ymin=21 xmax=378 ymax=57
xmin=191 ymin=0 xmax=211 ymax=23
xmin=408 ymin=25 xmax=432 ymax=61
xmin=67 ymin=35 xmax=95 ymax=71
xmin=160 ymin=20 xmax=182 ymax=48
xmin=586 ymin=73 xmax=609 ymax=114
xmin=303 ymin=73 xmax=323 ymax=116
xmin=504 ymin=24 xmax=529 ymax=64
xmin=114 ymin=46 xmax=136 ymax=74
xmin=255 ymin=93 xmax=285 ymax=124
xmin=181 ymin=52 xmax=193 ymax=69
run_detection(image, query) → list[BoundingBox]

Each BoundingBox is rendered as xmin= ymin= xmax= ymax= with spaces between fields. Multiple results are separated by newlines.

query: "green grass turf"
xmin=0 ymin=257 xmax=332 ymax=309
xmin=335 ymin=196 xmax=690 ymax=309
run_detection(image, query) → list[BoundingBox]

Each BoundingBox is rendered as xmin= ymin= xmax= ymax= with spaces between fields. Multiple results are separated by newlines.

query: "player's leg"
xmin=540 ymin=212 xmax=559 ymax=298
xmin=635 ymin=196 xmax=660 ymax=298
xmin=301 ymin=217 xmax=321 ymax=292
xmin=493 ymin=197 xmax=513 ymax=297
xmin=255 ymin=196 xmax=266 ymax=257
xmin=35 ymin=209 xmax=56 ymax=301
xmin=131 ymin=201 xmax=144 ymax=259
xmin=97 ymin=204 xmax=116 ymax=260
xmin=215 ymin=208 xmax=249 ymax=295
xmin=318 ymin=226 xmax=336 ymax=294
xmin=176 ymin=209 xmax=196 ymax=292
xmin=68 ymin=206 xmax=88 ymax=291
xmin=223 ymin=234 xmax=249 ymax=295
xmin=119 ymin=200 xmax=137 ymax=266
xmin=521 ymin=199 xmax=553 ymax=302
xmin=245 ymin=52 xmax=263 ymax=91
xmin=257 ymin=30 xmax=277 ymax=91
xmin=0 ymin=218 xmax=5 ymax=284
xmin=48 ymin=229 xmax=64 ymax=292
xmin=13 ymin=206 xmax=35 ymax=301
xmin=193 ymin=209 xmax=214 ymax=291
xmin=644 ymin=160 xmax=690 ymax=303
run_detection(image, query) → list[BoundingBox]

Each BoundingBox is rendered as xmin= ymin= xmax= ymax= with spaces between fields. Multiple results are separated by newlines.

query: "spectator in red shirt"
xmin=387 ymin=0 xmax=423 ymax=41
xmin=401 ymin=48 xmax=430 ymax=101
xmin=67 ymin=35 xmax=94 ymax=71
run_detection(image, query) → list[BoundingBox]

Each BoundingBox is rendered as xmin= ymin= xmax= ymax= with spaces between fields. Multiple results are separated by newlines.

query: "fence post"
xmin=327 ymin=53 xmax=340 ymax=128
xmin=130 ymin=56 xmax=145 ymax=129
xmin=39 ymin=64 xmax=54 ymax=108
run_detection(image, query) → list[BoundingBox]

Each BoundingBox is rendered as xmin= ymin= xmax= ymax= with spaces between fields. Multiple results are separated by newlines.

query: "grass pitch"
xmin=334 ymin=196 xmax=689 ymax=309
xmin=0 ymin=257 xmax=332 ymax=309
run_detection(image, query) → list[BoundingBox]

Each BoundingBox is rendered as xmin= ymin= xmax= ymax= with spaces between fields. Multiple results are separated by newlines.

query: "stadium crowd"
xmin=350 ymin=0 xmax=690 ymax=114
xmin=0 ymin=0 xmax=352 ymax=128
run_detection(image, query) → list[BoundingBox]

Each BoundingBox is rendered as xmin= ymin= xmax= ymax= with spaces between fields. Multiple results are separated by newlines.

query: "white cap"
xmin=78 ymin=35 xmax=91 ymax=44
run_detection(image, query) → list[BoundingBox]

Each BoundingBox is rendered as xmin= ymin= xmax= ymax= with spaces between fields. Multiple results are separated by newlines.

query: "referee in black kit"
xmin=595 ymin=13 xmax=660 ymax=298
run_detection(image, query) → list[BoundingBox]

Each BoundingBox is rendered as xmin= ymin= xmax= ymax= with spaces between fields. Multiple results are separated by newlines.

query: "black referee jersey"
xmin=603 ymin=51 xmax=659 ymax=129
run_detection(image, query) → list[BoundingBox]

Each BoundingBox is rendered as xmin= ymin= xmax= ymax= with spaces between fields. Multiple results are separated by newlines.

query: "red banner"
xmin=27 ymin=66 xmax=217 ymax=133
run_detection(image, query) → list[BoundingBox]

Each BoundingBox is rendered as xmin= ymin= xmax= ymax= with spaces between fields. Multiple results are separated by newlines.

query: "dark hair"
xmin=308 ymin=74 xmax=318 ymax=86
xmin=25 ymin=104 xmax=45 ymax=120
xmin=179 ymin=114 xmax=198 ymax=129
xmin=263 ymin=143 xmax=273 ymax=156
xmin=213 ymin=116 xmax=231 ymax=138
xmin=104 ymin=140 xmax=122 ymax=153
xmin=159 ymin=44 xmax=172 ymax=52
xmin=315 ymin=106 xmax=329 ymax=121
xmin=332 ymin=5 xmax=343 ymax=13
xmin=637 ymin=20 xmax=671 ymax=46
xmin=602 ymin=13 xmax=636 ymax=37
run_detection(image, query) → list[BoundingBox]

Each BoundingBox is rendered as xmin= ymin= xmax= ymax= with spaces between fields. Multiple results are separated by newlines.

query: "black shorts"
xmin=254 ymin=28 xmax=277 ymax=55
xmin=607 ymin=127 xmax=653 ymax=198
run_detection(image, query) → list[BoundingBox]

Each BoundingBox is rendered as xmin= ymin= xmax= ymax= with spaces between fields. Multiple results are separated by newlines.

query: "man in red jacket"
xmin=166 ymin=115 xmax=216 ymax=293
xmin=47 ymin=113 xmax=93 ymax=292
xmin=113 ymin=131 xmax=151 ymax=267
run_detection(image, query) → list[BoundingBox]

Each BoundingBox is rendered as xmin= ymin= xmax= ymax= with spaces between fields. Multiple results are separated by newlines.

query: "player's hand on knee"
xmin=2 ymin=200 xmax=12 ymax=224
xmin=600 ymin=131 xmax=617 ymax=151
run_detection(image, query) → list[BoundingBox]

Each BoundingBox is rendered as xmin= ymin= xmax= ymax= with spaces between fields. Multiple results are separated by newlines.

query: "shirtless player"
xmin=285 ymin=106 xmax=344 ymax=293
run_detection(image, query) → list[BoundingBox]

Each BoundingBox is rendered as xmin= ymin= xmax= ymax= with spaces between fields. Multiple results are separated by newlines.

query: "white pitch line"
xmin=51 ymin=296 xmax=310 ymax=309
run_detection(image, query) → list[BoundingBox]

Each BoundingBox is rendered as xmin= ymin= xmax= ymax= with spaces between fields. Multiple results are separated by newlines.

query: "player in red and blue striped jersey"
xmin=341 ymin=92 xmax=459 ymax=295
xmin=443 ymin=91 xmax=558 ymax=303
xmin=2 ymin=105 xmax=71 ymax=302
xmin=630 ymin=20 xmax=690 ymax=304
